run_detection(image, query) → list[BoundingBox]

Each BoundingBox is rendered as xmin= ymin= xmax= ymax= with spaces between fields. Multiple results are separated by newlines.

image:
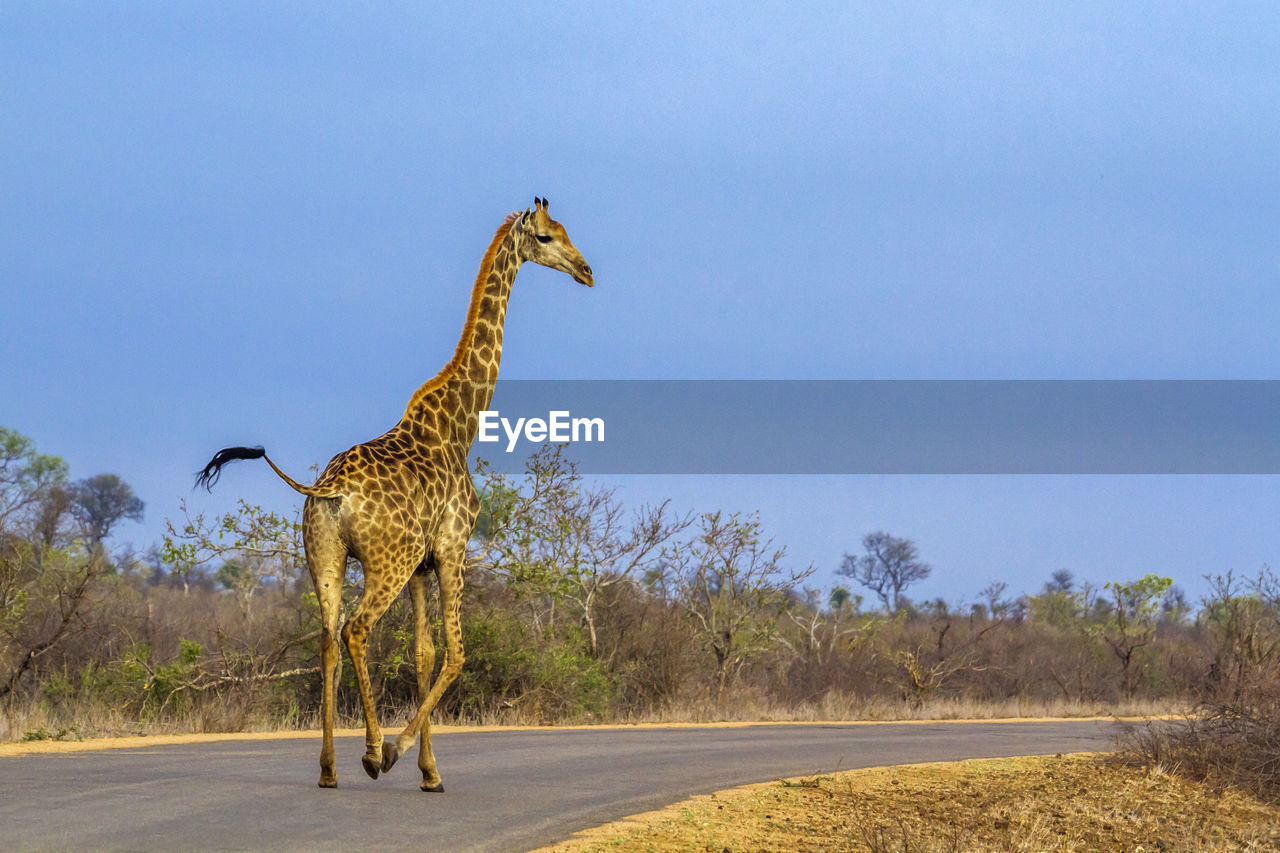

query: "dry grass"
xmin=1122 ymin=712 xmax=1280 ymax=805
xmin=539 ymin=754 xmax=1280 ymax=853
xmin=3 ymin=718 xmax=1166 ymax=759
xmin=0 ymin=695 xmax=325 ymax=744
xmin=621 ymin=692 xmax=1179 ymax=725
xmin=2 ymin=691 xmax=1181 ymax=744
xmin=1116 ymin=661 xmax=1280 ymax=805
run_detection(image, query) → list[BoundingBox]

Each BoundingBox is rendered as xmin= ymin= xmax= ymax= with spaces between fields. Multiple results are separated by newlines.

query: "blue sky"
xmin=3 ymin=4 xmax=1279 ymax=604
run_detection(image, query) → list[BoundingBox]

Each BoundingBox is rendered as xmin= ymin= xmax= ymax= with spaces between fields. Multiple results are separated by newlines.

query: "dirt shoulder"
xmin=0 ymin=715 xmax=1156 ymax=757
xmin=536 ymin=753 xmax=1280 ymax=852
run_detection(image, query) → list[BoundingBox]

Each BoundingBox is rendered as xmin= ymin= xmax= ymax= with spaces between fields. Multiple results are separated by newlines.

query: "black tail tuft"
xmin=195 ymin=446 xmax=267 ymax=491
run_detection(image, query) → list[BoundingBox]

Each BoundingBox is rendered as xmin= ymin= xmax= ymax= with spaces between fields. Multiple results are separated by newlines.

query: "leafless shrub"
xmin=1119 ymin=569 xmax=1280 ymax=802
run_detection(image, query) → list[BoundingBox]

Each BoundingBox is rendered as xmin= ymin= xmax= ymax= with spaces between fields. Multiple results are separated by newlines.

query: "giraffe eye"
xmin=536 ymin=234 xmax=553 ymax=244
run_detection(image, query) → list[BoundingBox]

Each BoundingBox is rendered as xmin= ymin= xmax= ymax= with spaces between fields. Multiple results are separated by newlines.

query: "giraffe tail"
xmin=195 ymin=445 xmax=343 ymax=498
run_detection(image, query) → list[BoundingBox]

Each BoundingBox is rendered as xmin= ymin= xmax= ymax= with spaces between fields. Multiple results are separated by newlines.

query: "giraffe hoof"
xmin=361 ymin=752 xmax=381 ymax=780
xmin=318 ymin=777 xmax=338 ymax=789
xmin=381 ymin=739 xmax=401 ymax=773
xmin=421 ymin=781 xmax=445 ymax=793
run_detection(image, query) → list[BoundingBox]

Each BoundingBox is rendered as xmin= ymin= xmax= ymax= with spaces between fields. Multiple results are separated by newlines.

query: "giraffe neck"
xmin=401 ymin=220 xmax=523 ymax=447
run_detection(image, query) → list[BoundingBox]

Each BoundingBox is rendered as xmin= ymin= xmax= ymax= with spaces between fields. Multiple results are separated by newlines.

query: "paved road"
xmin=0 ymin=721 xmax=1125 ymax=852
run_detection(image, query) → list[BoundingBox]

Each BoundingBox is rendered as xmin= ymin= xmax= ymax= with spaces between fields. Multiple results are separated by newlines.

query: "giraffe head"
xmin=515 ymin=197 xmax=594 ymax=287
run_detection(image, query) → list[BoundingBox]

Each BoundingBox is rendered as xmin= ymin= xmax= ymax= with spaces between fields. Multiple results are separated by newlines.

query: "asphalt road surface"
xmin=0 ymin=721 xmax=1126 ymax=852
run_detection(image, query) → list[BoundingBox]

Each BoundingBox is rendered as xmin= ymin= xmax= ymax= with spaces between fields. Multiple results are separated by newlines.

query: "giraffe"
xmin=195 ymin=198 xmax=592 ymax=790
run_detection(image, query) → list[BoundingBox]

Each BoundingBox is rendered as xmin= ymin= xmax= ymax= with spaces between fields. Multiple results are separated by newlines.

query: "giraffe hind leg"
xmin=342 ymin=549 xmax=421 ymax=781
xmin=303 ymin=498 xmax=346 ymax=789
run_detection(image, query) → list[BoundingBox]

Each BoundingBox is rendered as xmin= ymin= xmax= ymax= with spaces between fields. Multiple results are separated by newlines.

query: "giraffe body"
xmin=197 ymin=199 xmax=592 ymax=789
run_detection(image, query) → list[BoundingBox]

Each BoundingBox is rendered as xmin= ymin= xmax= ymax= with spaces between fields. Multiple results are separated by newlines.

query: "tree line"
xmin=2 ymin=426 xmax=1276 ymax=741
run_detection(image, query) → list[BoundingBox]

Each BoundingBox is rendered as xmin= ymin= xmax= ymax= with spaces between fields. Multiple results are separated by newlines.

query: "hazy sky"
xmin=4 ymin=4 xmax=1278 ymax=604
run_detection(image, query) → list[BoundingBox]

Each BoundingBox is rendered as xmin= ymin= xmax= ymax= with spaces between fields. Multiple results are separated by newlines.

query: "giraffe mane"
xmin=404 ymin=218 xmax=516 ymax=416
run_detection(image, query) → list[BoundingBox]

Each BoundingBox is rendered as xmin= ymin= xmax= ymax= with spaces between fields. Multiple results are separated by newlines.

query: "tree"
xmin=32 ymin=483 xmax=77 ymax=548
xmin=157 ymin=498 xmax=319 ymax=700
xmin=782 ymin=586 xmax=862 ymax=670
xmin=72 ymin=473 xmax=144 ymax=546
xmin=1200 ymin=568 xmax=1280 ymax=707
xmin=162 ymin=498 xmax=304 ymax=604
xmin=839 ymin=531 xmax=932 ymax=613
xmin=1101 ymin=574 xmax=1173 ymax=698
xmin=1046 ymin=569 xmax=1075 ymax=593
xmin=474 ymin=446 xmax=690 ymax=656
xmin=828 ymin=586 xmax=855 ymax=612
xmin=1160 ymin=585 xmax=1191 ymax=625
xmin=1030 ymin=571 xmax=1085 ymax=629
xmin=978 ymin=581 xmax=1014 ymax=620
xmin=670 ymin=510 xmax=814 ymax=704
xmin=0 ymin=427 xmax=112 ymax=699
xmin=0 ymin=427 xmax=67 ymax=530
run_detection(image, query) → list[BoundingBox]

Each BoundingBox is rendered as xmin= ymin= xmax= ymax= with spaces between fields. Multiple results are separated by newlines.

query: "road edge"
xmin=0 ymin=715 xmax=1167 ymax=757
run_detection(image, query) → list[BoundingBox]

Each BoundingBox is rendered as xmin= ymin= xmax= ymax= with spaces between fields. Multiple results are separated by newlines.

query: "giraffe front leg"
xmin=394 ymin=546 xmax=466 ymax=792
xmin=407 ymin=571 xmax=444 ymax=791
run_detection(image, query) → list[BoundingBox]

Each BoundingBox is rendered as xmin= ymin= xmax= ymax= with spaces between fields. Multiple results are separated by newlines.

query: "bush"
xmin=1120 ymin=570 xmax=1280 ymax=801
xmin=444 ymin=606 xmax=617 ymax=724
